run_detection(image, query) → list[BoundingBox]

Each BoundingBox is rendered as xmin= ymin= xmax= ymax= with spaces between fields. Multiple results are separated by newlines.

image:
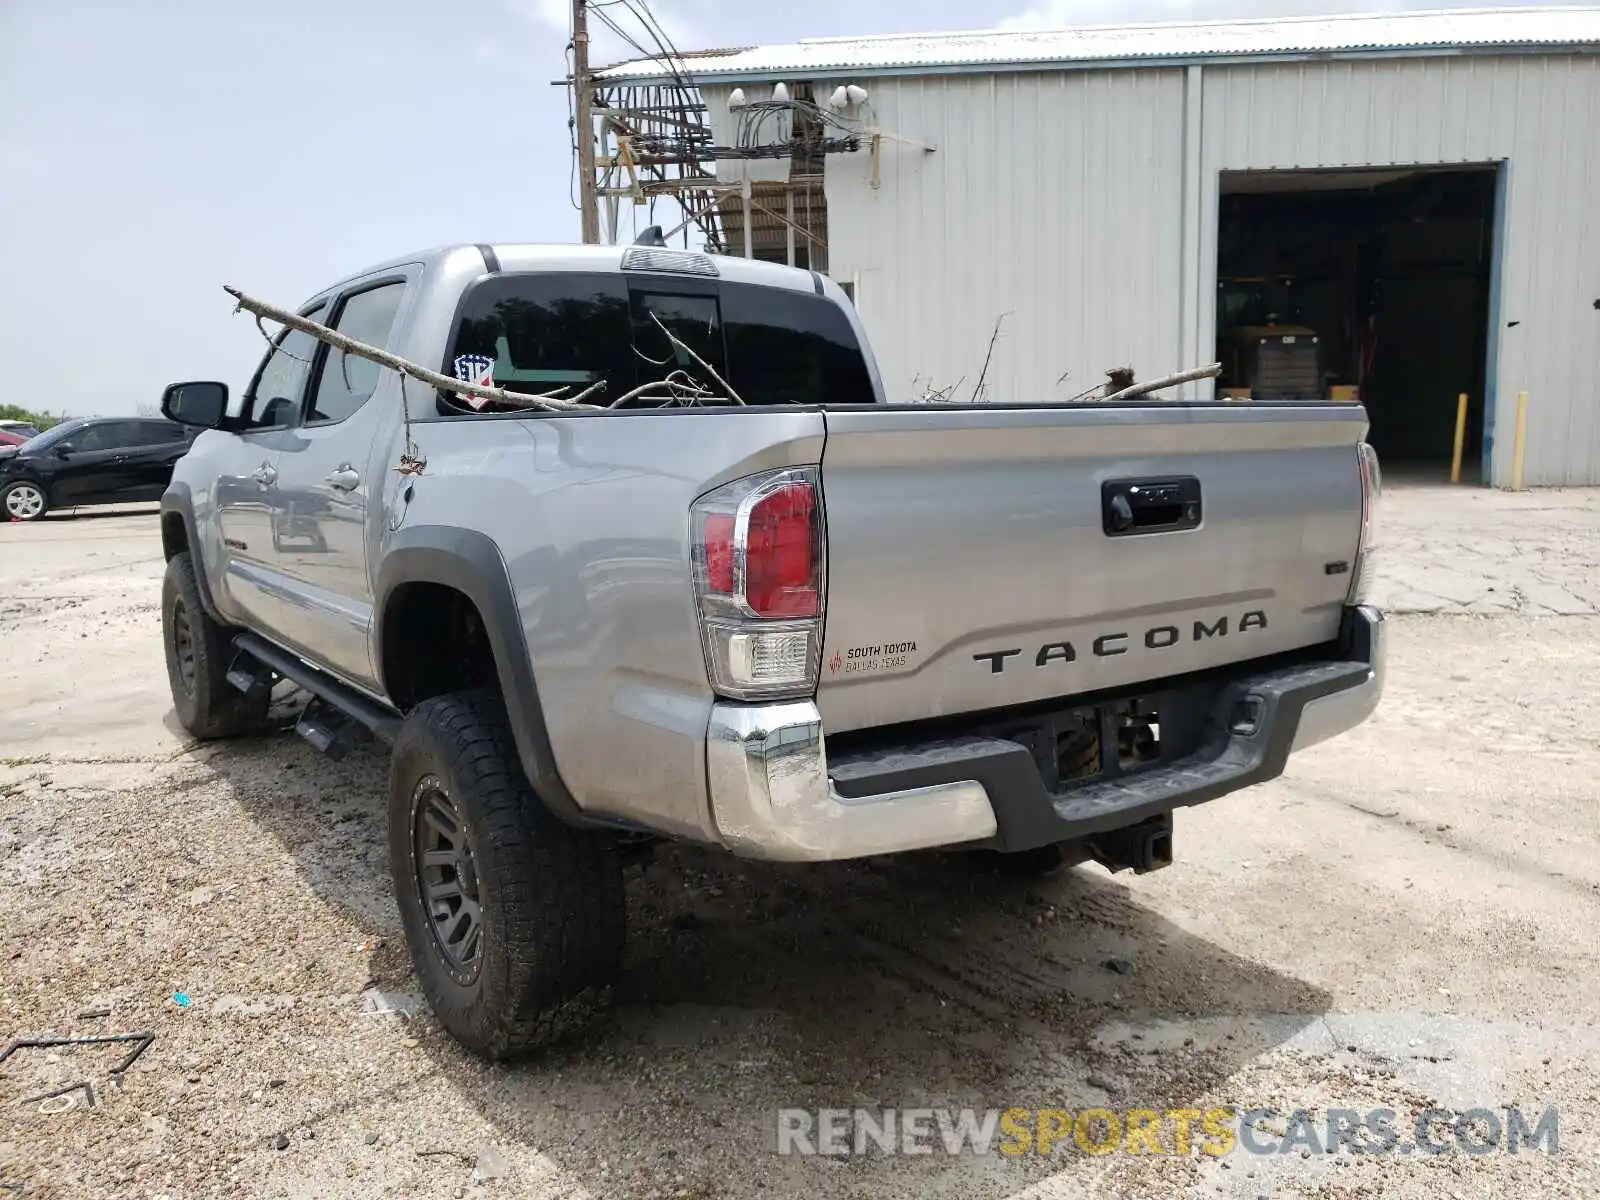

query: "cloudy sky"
xmin=0 ymin=0 xmax=1553 ymax=416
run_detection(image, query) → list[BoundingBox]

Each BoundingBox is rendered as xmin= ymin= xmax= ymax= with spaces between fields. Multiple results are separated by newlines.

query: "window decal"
xmin=452 ymin=355 xmax=496 ymax=410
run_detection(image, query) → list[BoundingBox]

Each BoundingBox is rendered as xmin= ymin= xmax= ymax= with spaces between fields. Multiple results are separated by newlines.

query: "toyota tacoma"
xmin=157 ymin=242 xmax=1384 ymax=1058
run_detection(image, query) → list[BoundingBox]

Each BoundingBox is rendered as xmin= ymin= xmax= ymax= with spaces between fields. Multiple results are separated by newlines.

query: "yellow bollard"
xmin=1510 ymin=391 xmax=1530 ymax=491
xmin=1450 ymin=393 xmax=1469 ymax=483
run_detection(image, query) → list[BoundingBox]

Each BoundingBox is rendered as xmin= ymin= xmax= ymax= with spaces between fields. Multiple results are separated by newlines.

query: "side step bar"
xmin=231 ymin=631 xmax=402 ymax=746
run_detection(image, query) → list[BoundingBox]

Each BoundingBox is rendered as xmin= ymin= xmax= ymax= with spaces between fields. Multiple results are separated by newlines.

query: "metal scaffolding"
xmin=580 ymin=65 xmax=858 ymax=269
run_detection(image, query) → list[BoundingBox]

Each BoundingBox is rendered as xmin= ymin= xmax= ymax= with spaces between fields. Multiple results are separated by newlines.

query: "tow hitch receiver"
xmin=1087 ymin=813 xmax=1174 ymax=874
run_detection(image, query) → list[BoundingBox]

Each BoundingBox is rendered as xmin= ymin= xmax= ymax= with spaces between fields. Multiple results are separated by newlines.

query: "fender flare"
xmin=159 ymin=484 xmax=222 ymax=620
xmin=375 ymin=526 xmax=588 ymax=826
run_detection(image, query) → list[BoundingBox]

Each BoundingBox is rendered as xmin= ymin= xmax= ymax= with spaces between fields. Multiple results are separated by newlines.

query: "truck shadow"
xmin=203 ymin=730 xmax=1332 ymax=1198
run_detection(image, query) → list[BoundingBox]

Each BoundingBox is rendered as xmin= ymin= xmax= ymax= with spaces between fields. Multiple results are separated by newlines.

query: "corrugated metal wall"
xmin=822 ymin=69 xmax=1187 ymax=403
xmin=825 ymin=53 xmax=1600 ymax=485
xmin=1199 ymin=56 xmax=1600 ymax=487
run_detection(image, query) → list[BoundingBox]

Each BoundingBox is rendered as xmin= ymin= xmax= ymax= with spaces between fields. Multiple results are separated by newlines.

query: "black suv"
xmin=0 ymin=417 xmax=199 ymax=522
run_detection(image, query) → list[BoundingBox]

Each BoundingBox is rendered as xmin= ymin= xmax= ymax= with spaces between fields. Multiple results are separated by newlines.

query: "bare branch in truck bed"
xmin=1102 ymin=363 xmax=1222 ymax=403
xmin=645 ymin=312 xmax=745 ymax=405
xmin=912 ymin=376 xmax=965 ymax=403
xmin=969 ymin=312 xmax=1012 ymax=403
xmin=608 ymin=370 xmax=726 ymax=409
xmin=223 ymin=286 xmax=606 ymax=412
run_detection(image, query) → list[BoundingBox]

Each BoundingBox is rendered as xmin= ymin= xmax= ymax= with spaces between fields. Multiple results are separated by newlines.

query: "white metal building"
xmin=597 ymin=8 xmax=1600 ymax=486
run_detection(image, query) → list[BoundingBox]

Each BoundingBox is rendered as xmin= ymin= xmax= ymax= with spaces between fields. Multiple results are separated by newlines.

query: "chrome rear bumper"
xmin=706 ymin=606 xmax=1384 ymax=862
xmin=705 ymin=701 xmax=997 ymax=861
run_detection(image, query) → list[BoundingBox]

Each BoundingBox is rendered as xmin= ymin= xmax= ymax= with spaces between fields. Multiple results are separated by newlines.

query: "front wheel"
xmin=388 ymin=690 xmax=625 ymax=1059
xmin=161 ymin=551 xmax=270 ymax=738
xmin=2 ymin=480 xmax=49 ymax=522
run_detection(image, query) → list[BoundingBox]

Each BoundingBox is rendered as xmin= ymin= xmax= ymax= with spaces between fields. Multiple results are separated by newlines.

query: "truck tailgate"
xmin=816 ymin=404 xmax=1368 ymax=734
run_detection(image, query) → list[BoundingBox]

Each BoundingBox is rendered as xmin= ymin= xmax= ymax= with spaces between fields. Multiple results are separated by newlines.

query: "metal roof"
xmin=595 ymin=6 xmax=1600 ymax=82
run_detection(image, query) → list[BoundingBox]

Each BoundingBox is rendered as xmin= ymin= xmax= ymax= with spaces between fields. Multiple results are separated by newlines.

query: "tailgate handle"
xmin=1102 ymin=477 xmax=1201 ymax=537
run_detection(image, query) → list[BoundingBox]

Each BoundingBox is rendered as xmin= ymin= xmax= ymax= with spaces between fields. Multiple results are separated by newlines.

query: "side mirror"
xmin=162 ymin=380 xmax=229 ymax=429
xmin=53 ymin=443 xmax=73 ymax=458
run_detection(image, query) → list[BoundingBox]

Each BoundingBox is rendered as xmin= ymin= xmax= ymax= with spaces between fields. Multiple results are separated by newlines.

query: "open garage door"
xmin=1216 ymin=166 xmax=1499 ymax=479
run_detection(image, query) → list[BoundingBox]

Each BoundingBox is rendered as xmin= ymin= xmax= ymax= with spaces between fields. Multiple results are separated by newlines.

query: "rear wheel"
xmin=2 ymin=481 xmax=48 ymax=522
xmin=389 ymin=690 xmax=625 ymax=1059
xmin=161 ymin=552 xmax=270 ymax=738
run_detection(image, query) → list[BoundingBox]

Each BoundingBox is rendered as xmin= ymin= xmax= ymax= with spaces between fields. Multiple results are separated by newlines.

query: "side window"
xmin=720 ymin=283 xmax=876 ymax=405
xmin=142 ymin=421 xmax=190 ymax=446
xmin=444 ymin=272 xmax=632 ymax=412
xmin=240 ymin=306 xmax=325 ymax=431
xmin=306 ymin=283 xmax=406 ymax=425
xmin=69 ymin=423 xmax=113 ymax=452
xmin=107 ymin=421 xmax=153 ymax=450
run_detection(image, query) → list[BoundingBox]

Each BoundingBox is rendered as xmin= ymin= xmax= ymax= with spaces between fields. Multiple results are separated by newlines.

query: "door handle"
xmin=325 ymin=466 xmax=361 ymax=492
xmin=252 ymin=463 xmax=277 ymax=488
xmin=1101 ymin=477 xmax=1202 ymax=537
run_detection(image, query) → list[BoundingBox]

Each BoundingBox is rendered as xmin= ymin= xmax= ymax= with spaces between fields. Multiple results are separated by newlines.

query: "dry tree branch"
xmin=608 ymin=370 xmax=723 ymax=409
xmin=223 ymin=286 xmax=607 ymax=412
xmin=646 ymin=312 xmax=744 ymax=405
xmin=1102 ymin=362 xmax=1221 ymax=403
xmin=968 ymin=311 xmax=1011 ymax=403
xmin=252 ymin=314 xmax=310 ymax=363
xmin=1062 ymin=380 xmax=1107 ymax=404
xmin=921 ymin=376 xmax=966 ymax=404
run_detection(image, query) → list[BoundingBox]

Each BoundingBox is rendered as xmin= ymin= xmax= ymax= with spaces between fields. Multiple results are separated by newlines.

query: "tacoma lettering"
xmin=974 ymin=611 xmax=1270 ymax=675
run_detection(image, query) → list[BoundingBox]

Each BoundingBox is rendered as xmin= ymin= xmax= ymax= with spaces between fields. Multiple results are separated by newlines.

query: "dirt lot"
xmin=3 ymin=483 xmax=1598 ymax=1199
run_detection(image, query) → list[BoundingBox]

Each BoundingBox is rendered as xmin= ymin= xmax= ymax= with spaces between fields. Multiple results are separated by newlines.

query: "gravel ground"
xmin=2 ymin=485 xmax=1598 ymax=1200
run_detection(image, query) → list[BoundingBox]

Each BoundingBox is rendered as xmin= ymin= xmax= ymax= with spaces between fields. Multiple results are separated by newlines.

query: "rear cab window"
xmin=439 ymin=271 xmax=874 ymax=412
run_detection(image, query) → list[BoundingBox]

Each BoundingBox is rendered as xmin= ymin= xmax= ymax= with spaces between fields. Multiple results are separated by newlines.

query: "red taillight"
xmin=745 ymin=483 xmax=818 ymax=617
xmin=691 ymin=467 xmax=825 ymax=700
xmin=704 ymin=514 xmax=736 ymax=594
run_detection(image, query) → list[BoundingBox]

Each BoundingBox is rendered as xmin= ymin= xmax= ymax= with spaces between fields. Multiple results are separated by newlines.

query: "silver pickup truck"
xmin=158 ymin=242 xmax=1384 ymax=1058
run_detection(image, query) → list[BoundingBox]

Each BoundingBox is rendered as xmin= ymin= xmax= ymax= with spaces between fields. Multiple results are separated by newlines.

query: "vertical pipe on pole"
xmin=742 ymin=178 xmax=753 ymax=259
xmin=1450 ymin=392 xmax=1469 ymax=483
xmin=1510 ymin=390 xmax=1529 ymax=490
xmin=572 ymin=0 xmax=600 ymax=244
xmin=785 ymin=188 xmax=796 ymax=267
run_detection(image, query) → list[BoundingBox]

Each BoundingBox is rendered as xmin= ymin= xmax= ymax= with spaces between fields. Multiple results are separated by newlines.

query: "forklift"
xmin=1216 ymin=275 xmax=1324 ymax=401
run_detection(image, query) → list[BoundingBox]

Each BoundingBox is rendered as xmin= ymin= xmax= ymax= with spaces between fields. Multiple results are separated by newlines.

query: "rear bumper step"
xmin=706 ymin=606 xmax=1384 ymax=861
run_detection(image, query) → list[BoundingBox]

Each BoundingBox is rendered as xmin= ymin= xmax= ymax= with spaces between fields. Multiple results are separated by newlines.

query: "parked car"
xmin=0 ymin=421 xmax=41 ymax=452
xmin=0 ymin=416 xmax=198 ymax=521
xmin=157 ymin=242 xmax=1384 ymax=1060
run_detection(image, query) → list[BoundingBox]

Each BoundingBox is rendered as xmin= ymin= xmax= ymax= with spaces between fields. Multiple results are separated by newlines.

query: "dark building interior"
xmin=1215 ymin=166 xmax=1499 ymax=474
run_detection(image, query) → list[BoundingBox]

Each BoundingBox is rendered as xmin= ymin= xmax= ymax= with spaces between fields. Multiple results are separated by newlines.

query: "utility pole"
xmin=572 ymin=0 xmax=601 ymax=244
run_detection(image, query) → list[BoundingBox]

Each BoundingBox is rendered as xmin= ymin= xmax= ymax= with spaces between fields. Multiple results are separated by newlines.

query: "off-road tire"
xmin=2 ymin=480 xmax=50 ymax=522
xmin=389 ymin=690 xmax=626 ymax=1060
xmin=162 ymin=551 xmax=270 ymax=738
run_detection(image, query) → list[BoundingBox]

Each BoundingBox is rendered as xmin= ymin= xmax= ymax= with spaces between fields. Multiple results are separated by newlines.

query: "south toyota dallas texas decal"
xmin=829 ymin=640 xmax=919 ymax=676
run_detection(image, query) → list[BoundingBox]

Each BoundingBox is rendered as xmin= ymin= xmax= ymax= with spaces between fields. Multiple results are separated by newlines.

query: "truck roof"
xmin=326 ymin=242 xmax=825 ymax=299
